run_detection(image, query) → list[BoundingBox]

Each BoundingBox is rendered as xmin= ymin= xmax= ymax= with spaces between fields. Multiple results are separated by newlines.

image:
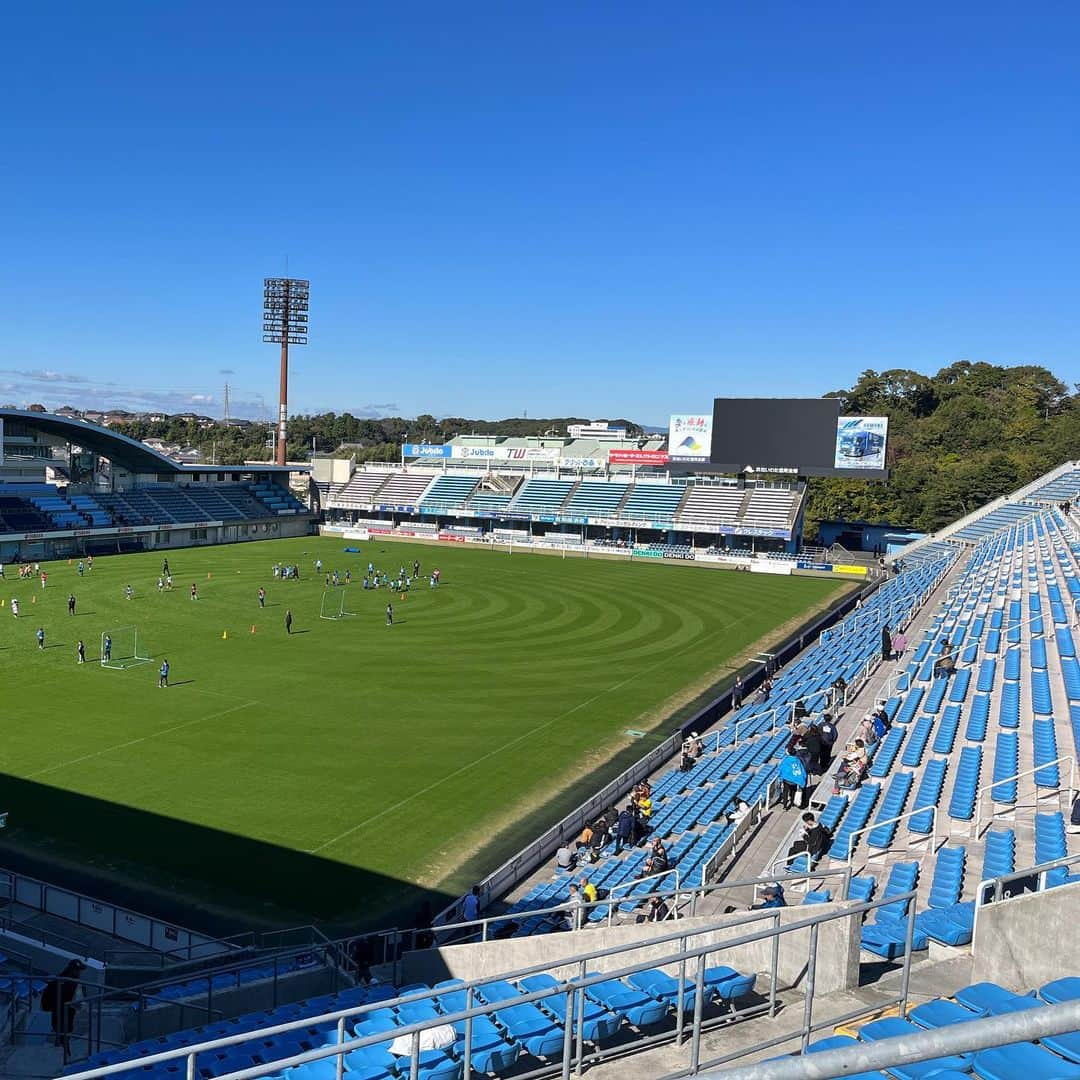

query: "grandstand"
xmin=41 ymin=457 xmax=1080 ymax=1080
xmin=0 ymin=409 xmax=312 ymax=561
xmin=320 ymin=452 xmax=804 ymax=552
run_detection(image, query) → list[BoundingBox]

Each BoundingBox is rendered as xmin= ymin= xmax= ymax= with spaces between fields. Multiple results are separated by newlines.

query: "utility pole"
xmin=223 ymin=383 xmax=231 ymax=425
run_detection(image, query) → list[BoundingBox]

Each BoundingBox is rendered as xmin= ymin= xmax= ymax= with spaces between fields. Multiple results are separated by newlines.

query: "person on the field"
xmin=386 ymin=603 xmax=394 ymax=626
xmin=158 ymin=658 xmax=169 ymax=688
xmin=125 ymin=584 xmax=133 ymax=601
xmin=344 ymin=569 xmax=351 ymax=585
xmin=77 ymin=560 xmax=84 ymax=577
xmin=67 ymin=594 xmax=76 ymax=616
xmin=76 ymin=639 xmax=85 ymax=664
xmin=103 ymin=634 xmax=112 ymax=662
xmin=413 ymin=559 xmax=420 ymax=580
xmin=157 ymin=576 xmax=164 ymax=592
xmin=285 ymin=609 xmax=293 ymax=634
xmin=166 ymin=574 xmax=173 ymax=590
xmin=87 ymin=555 xmax=93 ymax=571
xmin=190 ymin=583 xmax=198 ymax=600
xmin=162 ymin=558 xmax=169 ymax=576
xmin=10 ymin=598 xmax=18 ymax=618
xmin=258 ymin=586 xmax=266 ymax=608
xmin=36 ymin=626 xmax=45 ymax=650
xmin=315 ymin=558 xmax=323 ymax=574
xmin=40 ymin=571 xmax=47 ymax=589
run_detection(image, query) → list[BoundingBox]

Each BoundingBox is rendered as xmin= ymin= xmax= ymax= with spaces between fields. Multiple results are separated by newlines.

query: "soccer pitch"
xmin=0 ymin=538 xmax=850 ymax=931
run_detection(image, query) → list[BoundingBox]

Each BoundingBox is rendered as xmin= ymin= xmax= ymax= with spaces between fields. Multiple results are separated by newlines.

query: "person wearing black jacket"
xmin=803 ymin=725 xmax=823 ymax=777
xmin=881 ymin=624 xmax=892 ymax=662
xmin=42 ymin=959 xmax=85 ymax=1052
xmin=818 ymin=714 xmax=838 ymax=772
xmin=788 ymin=813 xmax=831 ymax=865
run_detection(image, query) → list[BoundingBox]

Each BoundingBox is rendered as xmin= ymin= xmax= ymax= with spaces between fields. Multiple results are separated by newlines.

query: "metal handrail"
xmin=708 ymin=999 xmax=1080 ymax=1080
xmin=425 ymin=863 xmax=845 ymax=945
xmin=847 ymin=804 xmax=941 ymax=869
xmin=971 ymin=850 xmax=1080 ymax=938
xmin=62 ymin=888 xmax=919 ymax=1080
xmin=972 ymin=753 xmax=1077 ymax=837
xmin=605 ymin=869 xmax=680 ymax=927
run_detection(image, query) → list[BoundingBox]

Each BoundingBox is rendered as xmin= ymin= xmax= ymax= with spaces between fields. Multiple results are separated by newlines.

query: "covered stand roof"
xmin=0 ymin=409 xmax=293 ymax=474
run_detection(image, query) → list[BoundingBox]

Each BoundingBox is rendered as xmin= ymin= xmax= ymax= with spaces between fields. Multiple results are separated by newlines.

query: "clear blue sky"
xmin=3 ymin=3 xmax=1079 ymax=423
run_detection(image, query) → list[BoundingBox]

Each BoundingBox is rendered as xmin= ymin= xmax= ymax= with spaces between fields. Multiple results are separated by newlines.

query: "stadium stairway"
xmin=792 ymin=509 xmax=1080 ymax=955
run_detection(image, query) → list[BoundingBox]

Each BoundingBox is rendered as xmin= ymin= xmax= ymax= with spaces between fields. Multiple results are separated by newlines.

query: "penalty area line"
xmin=28 ymin=701 xmax=259 ymax=779
xmin=306 ymin=641 xmax=725 ymax=856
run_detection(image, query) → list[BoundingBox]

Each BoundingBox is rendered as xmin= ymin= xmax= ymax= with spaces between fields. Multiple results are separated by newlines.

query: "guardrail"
xmin=846 ymin=804 xmax=941 ymax=869
xmin=0 ymin=868 xmax=233 ymax=966
xmin=972 ymin=754 xmax=1077 ymax=838
xmin=971 ymin=850 xmax=1080 ymax=939
xmin=63 ymin=889 xmax=921 ymax=1080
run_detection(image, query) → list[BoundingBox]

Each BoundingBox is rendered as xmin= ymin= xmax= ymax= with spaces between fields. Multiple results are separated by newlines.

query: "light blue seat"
xmin=972 ymin=1042 xmax=1080 ymax=1079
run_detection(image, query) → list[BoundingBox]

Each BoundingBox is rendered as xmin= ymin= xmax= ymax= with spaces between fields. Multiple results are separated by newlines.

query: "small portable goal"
xmin=319 ymin=589 xmax=358 ymax=620
xmin=100 ymin=626 xmax=152 ymax=669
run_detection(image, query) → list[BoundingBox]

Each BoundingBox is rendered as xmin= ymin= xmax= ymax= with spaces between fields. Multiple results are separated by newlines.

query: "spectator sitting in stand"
xmin=934 ymin=644 xmax=956 ymax=679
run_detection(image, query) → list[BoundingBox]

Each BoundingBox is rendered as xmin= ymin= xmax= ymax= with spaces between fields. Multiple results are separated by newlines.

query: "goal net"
xmin=319 ymin=588 xmax=359 ymax=620
xmin=100 ymin=626 xmax=152 ymax=669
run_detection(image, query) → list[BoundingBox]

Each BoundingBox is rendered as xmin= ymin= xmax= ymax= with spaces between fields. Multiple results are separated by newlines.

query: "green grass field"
xmin=0 ymin=537 xmax=849 ymax=932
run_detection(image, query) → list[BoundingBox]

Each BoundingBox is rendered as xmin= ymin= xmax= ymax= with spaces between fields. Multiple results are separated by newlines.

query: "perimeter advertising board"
xmin=609 ymin=449 xmax=670 ymax=466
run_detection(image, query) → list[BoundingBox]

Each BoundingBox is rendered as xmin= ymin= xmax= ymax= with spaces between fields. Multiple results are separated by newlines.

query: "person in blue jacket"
xmin=778 ymin=752 xmax=809 ymax=811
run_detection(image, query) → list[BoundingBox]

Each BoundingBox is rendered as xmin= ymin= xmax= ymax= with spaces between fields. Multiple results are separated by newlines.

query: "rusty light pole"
xmin=263 ymin=277 xmax=309 ymax=466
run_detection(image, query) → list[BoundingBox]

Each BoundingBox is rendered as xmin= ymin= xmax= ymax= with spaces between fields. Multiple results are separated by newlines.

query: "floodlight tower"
xmin=263 ymin=277 xmax=310 ymax=466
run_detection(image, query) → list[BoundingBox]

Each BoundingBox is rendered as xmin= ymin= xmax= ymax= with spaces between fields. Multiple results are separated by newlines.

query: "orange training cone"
xmin=250 ymin=624 xmax=257 ymax=634
xmin=31 ymin=595 xmax=36 ymax=604
xmin=222 ymin=629 xmax=228 ymax=640
xmin=207 ymin=572 xmax=212 ymax=580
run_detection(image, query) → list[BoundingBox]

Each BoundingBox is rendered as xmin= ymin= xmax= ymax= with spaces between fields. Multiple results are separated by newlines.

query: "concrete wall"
xmin=401 ymin=904 xmax=861 ymax=998
xmin=972 ymin=882 xmax=1080 ymax=991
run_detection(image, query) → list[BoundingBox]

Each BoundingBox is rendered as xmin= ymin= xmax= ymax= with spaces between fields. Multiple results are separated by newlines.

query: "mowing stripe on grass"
xmin=29 ymin=701 xmax=259 ymax=779
xmin=305 ymin=628 xmax=744 ymax=855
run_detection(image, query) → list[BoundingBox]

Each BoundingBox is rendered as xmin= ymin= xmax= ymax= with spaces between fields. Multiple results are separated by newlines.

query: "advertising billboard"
xmin=834 ymin=416 xmax=888 ymax=471
xmin=668 ymin=414 xmax=713 ymax=463
xmin=609 ymin=449 xmax=670 ymax=466
xmin=403 ymin=443 xmax=451 ymax=459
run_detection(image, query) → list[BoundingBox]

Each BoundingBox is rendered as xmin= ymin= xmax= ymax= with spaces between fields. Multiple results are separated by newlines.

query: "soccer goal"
xmin=319 ymin=589 xmax=359 ymax=620
xmin=100 ymin=626 xmax=152 ymax=669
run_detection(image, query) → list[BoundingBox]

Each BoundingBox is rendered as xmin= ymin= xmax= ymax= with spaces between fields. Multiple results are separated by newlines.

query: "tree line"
xmin=109 ymin=360 xmax=1080 ymax=535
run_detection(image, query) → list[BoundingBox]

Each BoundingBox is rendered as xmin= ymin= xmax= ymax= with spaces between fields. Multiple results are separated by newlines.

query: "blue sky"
xmin=3 ymin=3 xmax=1079 ymax=423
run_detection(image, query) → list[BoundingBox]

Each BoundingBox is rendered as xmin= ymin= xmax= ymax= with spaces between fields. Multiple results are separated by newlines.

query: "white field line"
xmin=28 ymin=701 xmax=258 ymax=779
xmin=307 ymin=610 xmax=757 ymax=855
